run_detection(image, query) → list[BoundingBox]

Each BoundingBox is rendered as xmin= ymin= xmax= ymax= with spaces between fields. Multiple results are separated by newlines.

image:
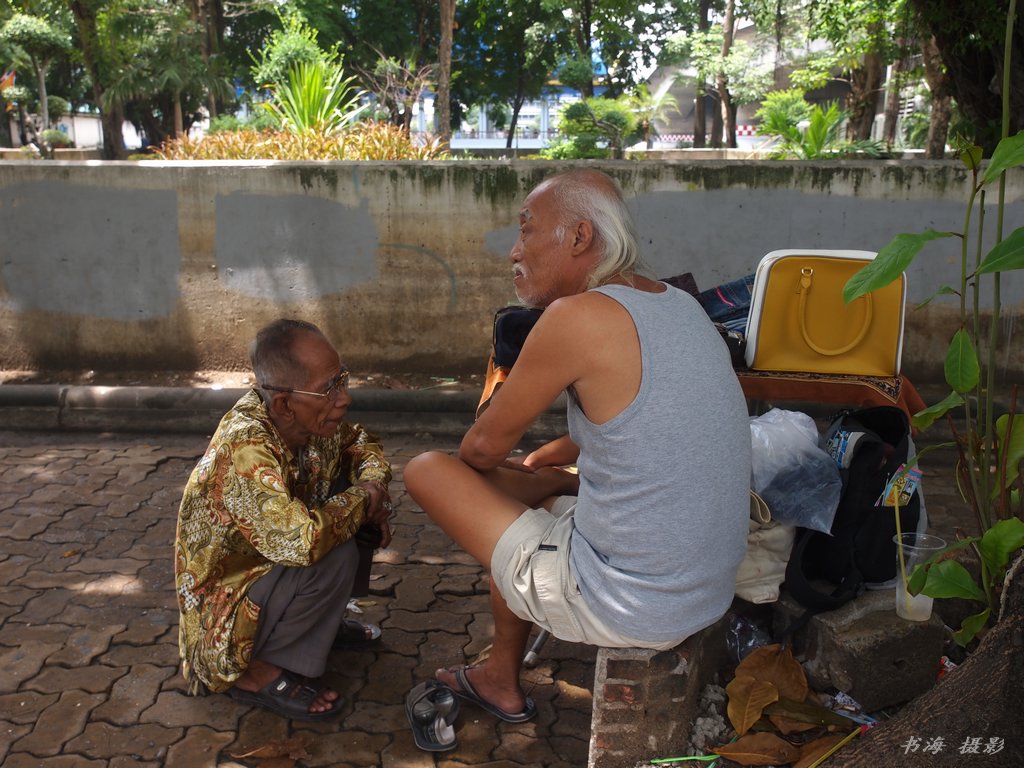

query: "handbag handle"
xmin=797 ymin=267 xmax=873 ymax=356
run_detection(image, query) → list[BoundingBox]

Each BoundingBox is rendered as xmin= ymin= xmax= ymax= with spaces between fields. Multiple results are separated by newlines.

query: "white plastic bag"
xmin=749 ymin=409 xmax=841 ymax=533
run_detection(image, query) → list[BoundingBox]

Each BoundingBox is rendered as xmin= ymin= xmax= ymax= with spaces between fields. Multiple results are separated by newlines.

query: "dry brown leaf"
xmin=712 ymin=731 xmax=802 ymax=766
xmin=792 ymin=733 xmax=849 ymax=768
xmin=726 ymin=675 xmax=779 ymax=736
xmin=767 ymin=713 xmax=820 ymax=735
xmin=735 ymin=643 xmax=809 ymax=702
xmin=229 ymin=737 xmax=310 ymax=760
xmin=763 ymin=698 xmax=852 ymax=728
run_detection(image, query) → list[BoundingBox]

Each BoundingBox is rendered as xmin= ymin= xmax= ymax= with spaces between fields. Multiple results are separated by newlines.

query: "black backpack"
xmin=784 ymin=406 xmax=926 ymax=613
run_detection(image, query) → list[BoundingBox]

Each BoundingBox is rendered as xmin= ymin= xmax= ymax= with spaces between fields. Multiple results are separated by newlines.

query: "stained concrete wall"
xmin=0 ymin=159 xmax=1021 ymax=383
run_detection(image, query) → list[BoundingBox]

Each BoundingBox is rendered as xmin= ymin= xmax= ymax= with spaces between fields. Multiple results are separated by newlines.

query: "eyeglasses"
xmin=261 ymin=369 xmax=350 ymax=400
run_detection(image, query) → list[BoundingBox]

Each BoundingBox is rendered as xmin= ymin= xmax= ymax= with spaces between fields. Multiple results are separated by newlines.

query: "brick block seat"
xmin=588 ymin=616 xmax=729 ymax=768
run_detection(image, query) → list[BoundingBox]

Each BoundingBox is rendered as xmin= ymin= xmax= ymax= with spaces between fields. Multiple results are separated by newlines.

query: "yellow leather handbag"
xmin=744 ymin=250 xmax=906 ymax=377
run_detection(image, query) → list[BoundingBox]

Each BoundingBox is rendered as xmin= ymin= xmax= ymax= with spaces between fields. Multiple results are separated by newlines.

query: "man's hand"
xmin=358 ymin=479 xmax=394 ymax=548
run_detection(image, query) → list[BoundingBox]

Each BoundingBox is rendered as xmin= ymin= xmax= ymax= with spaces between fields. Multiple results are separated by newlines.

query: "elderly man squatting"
xmin=175 ymin=319 xmax=393 ymax=721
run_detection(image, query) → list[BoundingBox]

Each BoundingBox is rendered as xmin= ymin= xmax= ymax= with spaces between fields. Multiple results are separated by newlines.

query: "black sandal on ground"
xmin=228 ymin=670 xmax=342 ymax=722
xmin=405 ymin=680 xmax=460 ymax=752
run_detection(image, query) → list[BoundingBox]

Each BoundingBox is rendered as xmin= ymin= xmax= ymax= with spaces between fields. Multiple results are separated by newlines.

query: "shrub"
xmin=207 ymin=112 xmax=280 ymax=134
xmin=41 ymin=128 xmax=73 ymax=148
xmin=151 ymin=121 xmax=450 ymax=161
xmin=47 ymin=95 xmax=70 ymax=122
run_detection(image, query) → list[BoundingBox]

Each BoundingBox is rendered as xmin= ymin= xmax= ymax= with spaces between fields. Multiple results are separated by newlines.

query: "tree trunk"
xmin=911 ymin=0 xmax=1023 ymax=155
xmin=882 ymin=53 xmax=909 ymax=146
xmin=694 ymin=88 xmax=706 ymax=147
xmin=717 ymin=0 xmax=736 ymax=148
xmin=69 ymin=0 xmax=126 ymax=159
xmin=437 ymin=0 xmax=455 ymax=145
xmin=921 ymin=35 xmax=952 ymax=159
xmin=34 ymin=59 xmax=50 ymax=130
xmin=173 ymin=94 xmax=184 ymax=139
xmin=839 ymin=552 xmax=1024 ymax=767
xmin=693 ymin=0 xmax=710 ymax=148
xmin=846 ymin=49 xmax=885 ymax=141
xmin=710 ymin=92 xmax=723 ymax=148
xmin=506 ymin=90 xmax=525 ymax=150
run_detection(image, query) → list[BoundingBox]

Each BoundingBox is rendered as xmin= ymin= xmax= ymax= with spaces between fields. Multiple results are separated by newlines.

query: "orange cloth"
xmin=737 ymin=371 xmax=926 ymax=430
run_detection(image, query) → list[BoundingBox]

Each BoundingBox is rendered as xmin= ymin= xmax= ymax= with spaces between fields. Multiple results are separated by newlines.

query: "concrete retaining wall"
xmin=1 ymin=159 xmax=1021 ymax=382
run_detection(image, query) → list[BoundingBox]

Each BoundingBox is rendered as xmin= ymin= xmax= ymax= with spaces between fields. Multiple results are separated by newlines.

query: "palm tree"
xmin=628 ymin=83 xmax=679 ymax=149
xmin=105 ymin=8 xmax=231 ymax=140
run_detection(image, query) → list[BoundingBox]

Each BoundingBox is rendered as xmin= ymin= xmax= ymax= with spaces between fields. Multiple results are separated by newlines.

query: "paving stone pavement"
xmin=0 ymin=430 xmax=596 ymax=768
xmin=0 ymin=415 xmax=976 ymax=768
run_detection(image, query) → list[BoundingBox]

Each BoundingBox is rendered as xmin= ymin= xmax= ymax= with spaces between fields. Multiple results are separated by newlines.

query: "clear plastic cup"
xmin=894 ymin=532 xmax=946 ymax=621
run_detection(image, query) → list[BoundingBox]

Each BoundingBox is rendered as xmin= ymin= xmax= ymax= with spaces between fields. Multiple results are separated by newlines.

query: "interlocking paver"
xmin=47 ymin=624 xmax=126 ymax=667
xmin=93 ymin=663 xmax=176 ymax=725
xmin=163 ymin=725 xmax=235 ymax=768
xmin=64 ymin=720 xmax=183 ymax=760
xmin=2 ymin=421 xmax=971 ymax=767
xmin=12 ymin=689 xmax=105 ymax=755
xmin=25 ymin=663 xmax=129 ymax=695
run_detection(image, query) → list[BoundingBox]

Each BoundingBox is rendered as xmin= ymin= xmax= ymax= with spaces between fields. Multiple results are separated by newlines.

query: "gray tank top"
xmin=568 ymin=283 xmax=751 ymax=643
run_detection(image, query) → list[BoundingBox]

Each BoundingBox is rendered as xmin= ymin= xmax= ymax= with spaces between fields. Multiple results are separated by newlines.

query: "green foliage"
xmin=47 ymin=95 xmax=69 ymax=121
xmin=40 ymin=127 xmax=72 ymax=148
xmin=539 ymin=136 xmax=607 ymax=160
xmin=0 ymin=13 xmax=71 ymax=63
xmin=755 ymin=89 xmax=811 ymax=141
xmin=250 ymin=10 xmax=328 ymax=92
xmin=762 ymin=100 xmax=884 ymax=159
xmin=558 ymin=58 xmax=595 ymax=93
xmin=2 ymin=84 xmax=30 ymax=107
xmin=847 ymin=125 xmax=1024 ymax=647
xmin=152 ymin=121 xmax=451 ymax=161
xmin=207 ymin=112 xmax=279 ymax=134
xmin=907 ymin=518 xmax=1024 ymax=645
xmin=849 ymin=4 xmax=1023 ymax=646
xmin=553 ymin=97 xmax=637 ymax=158
xmin=262 ymin=58 xmax=367 ymax=134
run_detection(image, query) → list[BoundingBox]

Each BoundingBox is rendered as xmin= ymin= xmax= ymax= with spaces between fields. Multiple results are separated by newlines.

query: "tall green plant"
xmin=762 ymin=100 xmax=884 ymax=159
xmin=843 ymin=3 xmax=1024 ymax=646
xmin=263 ymin=59 xmax=367 ymax=134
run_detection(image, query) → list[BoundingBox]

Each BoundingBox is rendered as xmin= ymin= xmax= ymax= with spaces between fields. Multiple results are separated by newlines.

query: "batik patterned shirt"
xmin=174 ymin=389 xmax=391 ymax=693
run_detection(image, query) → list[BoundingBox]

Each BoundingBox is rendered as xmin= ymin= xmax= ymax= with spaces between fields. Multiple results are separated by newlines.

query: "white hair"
xmin=547 ymin=170 xmax=642 ymax=287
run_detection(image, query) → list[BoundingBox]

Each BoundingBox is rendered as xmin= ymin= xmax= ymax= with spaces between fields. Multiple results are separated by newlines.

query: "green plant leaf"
xmin=952 ymin=609 xmax=990 ymax=647
xmin=959 ymin=144 xmax=983 ymax=171
xmin=913 ymin=285 xmax=959 ymax=309
xmin=994 ymin=413 xmax=1024 ymax=491
xmin=843 ymin=231 xmax=950 ymax=302
xmin=907 ymin=562 xmax=928 ymax=594
xmin=982 ymin=130 xmax=1024 ymax=184
xmin=944 ymin=329 xmax=980 ymax=393
xmin=920 ymin=559 xmax=986 ymax=602
xmin=912 ymin=391 xmax=965 ymax=431
xmin=976 ymin=226 xmax=1024 ymax=274
xmin=977 ymin=518 xmax=1024 ymax=575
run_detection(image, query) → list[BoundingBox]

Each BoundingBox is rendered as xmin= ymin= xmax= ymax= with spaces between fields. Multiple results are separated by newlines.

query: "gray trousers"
xmin=247 ymin=538 xmax=358 ymax=679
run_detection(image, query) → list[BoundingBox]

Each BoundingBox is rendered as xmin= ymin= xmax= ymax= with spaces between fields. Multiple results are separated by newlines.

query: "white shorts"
xmin=490 ymin=497 xmax=680 ymax=650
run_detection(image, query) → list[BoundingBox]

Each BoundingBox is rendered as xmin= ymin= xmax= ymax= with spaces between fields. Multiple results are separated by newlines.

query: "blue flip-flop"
xmin=444 ymin=665 xmax=537 ymax=723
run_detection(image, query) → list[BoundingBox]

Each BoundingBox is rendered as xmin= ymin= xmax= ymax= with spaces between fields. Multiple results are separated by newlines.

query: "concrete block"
xmin=773 ymin=588 xmax=944 ymax=712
